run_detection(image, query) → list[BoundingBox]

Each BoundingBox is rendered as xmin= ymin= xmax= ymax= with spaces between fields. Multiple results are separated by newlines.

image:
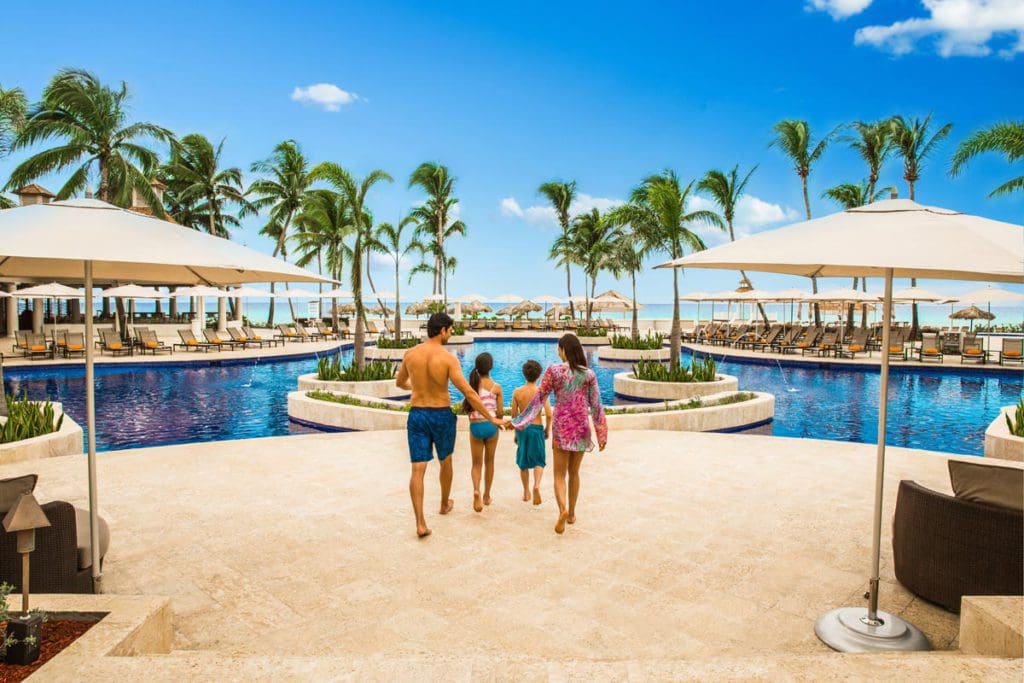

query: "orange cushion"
xmin=109 ymin=342 xmax=122 ymax=350
xmin=17 ymin=342 xmax=27 ymax=348
xmin=252 ymin=335 xmax=262 ymax=340
xmin=211 ymin=339 xmax=222 ymax=344
xmin=924 ymin=347 xmax=939 ymax=354
xmin=964 ymin=349 xmax=982 ymax=355
xmin=186 ymin=340 xmax=198 ymax=346
xmin=145 ymin=341 xmax=158 ymax=348
xmin=797 ymin=342 xmax=809 ymax=348
xmin=68 ymin=344 xmax=82 ymax=351
xmin=1005 ymin=351 xmax=1022 ymax=358
xmin=237 ymin=336 xmax=247 ymax=342
xmin=889 ymin=346 xmax=902 ymax=353
xmin=56 ymin=341 xmax=66 ymax=346
xmin=30 ymin=344 xmax=45 ymax=351
xmin=849 ymin=345 xmax=863 ymax=351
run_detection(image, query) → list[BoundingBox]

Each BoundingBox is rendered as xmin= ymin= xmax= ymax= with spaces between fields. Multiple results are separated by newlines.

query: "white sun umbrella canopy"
xmin=0 ymin=198 xmax=327 ymax=590
xmin=656 ymin=198 xmax=1024 ymax=653
xmin=230 ymin=286 xmax=274 ymax=298
xmin=370 ymin=290 xmax=397 ymax=300
xmin=804 ymin=288 xmax=881 ymax=302
xmin=174 ymin=284 xmax=229 ymax=298
xmin=956 ymin=284 xmax=1024 ymax=305
xmin=890 ymin=286 xmax=956 ymax=303
xmin=491 ymin=293 xmax=524 ymax=304
xmin=533 ymin=294 xmax=564 ymax=305
xmin=14 ymin=282 xmax=83 ymax=298
xmin=455 ymin=293 xmax=489 ymax=303
xmin=320 ymin=288 xmax=353 ymax=299
xmin=275 ymin=287 xmax=322 ymax=299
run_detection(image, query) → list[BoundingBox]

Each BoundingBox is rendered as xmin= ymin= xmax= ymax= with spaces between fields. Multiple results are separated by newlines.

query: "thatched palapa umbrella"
xmin=511 ymin=300 xmax=542 ymax=318
xmin=949 ymin=304 xmax=995 ymax=331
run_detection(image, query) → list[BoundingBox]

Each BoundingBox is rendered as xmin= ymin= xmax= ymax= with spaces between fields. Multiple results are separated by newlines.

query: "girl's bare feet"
xmin=555 ymin=511 xmax=569 ymax=534
xmin=483 ymin=494 xmax=492 ymax=506
xmin=473 ymin=492 xmax=483 ymax=512
xmin=417 ymin=526 xmax=432 ymax=538
xmin=533 ymin=488 xmax=542 ymax=505
xmin=567 ymin=514 xmax=575 ymax=524
xmin=440 ymin=499 xmax=454 ymax=515
xmin=522 ymin=490 xmax=530 ymax=502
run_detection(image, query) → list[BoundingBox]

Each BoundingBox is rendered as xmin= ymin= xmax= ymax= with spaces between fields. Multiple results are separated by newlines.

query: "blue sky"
xmin=2 ymin=0 xmax=1021 ymax=302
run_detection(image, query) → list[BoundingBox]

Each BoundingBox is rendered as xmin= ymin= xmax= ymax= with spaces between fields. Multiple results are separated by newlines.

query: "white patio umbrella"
xmin=491 ymin=293 xmax=524 ymax=304
xmin=174 ymin=284 xmax=229 ymax=298
xmin=656 ymin=198 xmax=1023 ymax=653
xmin=533 ymin=294 xmax=564 ymax=305
xmin=320 ymin=288 xmax=354 ymax=299
xmin=455 ymin=293 xmax=488 ymax=303
xmin=422 ymin=293 xmax=445 ymax=302
xmin=0 ymin=198 xmax=326 ymax=590
xmin=13 ymin=282 xmax=84 ymax=326
xmin=955 ymin=284 xmax=1024 ymax=307
xmin=890 ymin=287 xmax=956 ymax=303
xmin=99 ymin=284 xmax=164 ymax=335
xmin=275 ymin=287 xmax=321 ymax=299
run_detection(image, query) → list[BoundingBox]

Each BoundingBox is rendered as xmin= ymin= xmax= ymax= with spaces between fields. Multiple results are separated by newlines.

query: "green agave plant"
xmin=316 ymin=354 xmax=397 ymax=381
xmin=1006 ymin=396 xmax=1024 ymax=437
xmin=611 ymin=332 xmax=664 ymax=350
xmin=632 ymin=354 xmax=716 ymax=383
xmin=0 ymin=393 xmax=64 ymax=444
xmin=377 ymin=337 xmax=418 ymax=350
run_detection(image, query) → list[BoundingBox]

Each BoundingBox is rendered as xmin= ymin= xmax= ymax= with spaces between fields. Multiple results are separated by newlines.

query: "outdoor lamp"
xmin=3 ymin=491 xmax=51 ymax=612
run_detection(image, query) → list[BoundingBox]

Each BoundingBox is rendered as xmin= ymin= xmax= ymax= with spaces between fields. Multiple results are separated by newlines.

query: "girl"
xmin=511 ymin=334 xmax=607 ymax=534
xmin=465 ymin=352 xmax=503 ymax=512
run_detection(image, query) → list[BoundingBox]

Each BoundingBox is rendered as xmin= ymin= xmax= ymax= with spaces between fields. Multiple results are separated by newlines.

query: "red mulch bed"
xmin=0 ymin=619 xmax=97 ymax=682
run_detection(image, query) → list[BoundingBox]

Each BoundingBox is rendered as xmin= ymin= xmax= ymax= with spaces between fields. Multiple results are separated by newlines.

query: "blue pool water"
xmin=3 ymin=340 xmax=1020 ymax=455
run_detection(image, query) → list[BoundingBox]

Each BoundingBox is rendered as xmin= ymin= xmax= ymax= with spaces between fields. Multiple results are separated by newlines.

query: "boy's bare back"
xmin=512 ymin=384 xmax=549 ymax=426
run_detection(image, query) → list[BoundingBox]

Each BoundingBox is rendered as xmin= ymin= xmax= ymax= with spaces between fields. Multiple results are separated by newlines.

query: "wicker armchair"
xmin=0 ymin=500 xmax=94 ymax=594
xmin=892 ymin=480 xmax=1023 ymax=613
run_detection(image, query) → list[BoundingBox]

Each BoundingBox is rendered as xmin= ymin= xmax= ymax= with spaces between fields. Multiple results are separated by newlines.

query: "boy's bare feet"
xmin=555 ymin=511 xmax=569 ymax=534
xmin=567 ymin=514 xmax=575 ymax=524
xmin=473 ymin=492 xmax=483 ymax=512
xmin=522 ymin=490 xmax=530 ymax=502
xmin=417 ymin=526 xmax=432 ymax=538
xmin=483 ymin=495 xmax=492 ymax=506
xmin=440 ymin=499 xmax=454 ymax=514
xmin=533 ymin=488 xmax=542 ymax=505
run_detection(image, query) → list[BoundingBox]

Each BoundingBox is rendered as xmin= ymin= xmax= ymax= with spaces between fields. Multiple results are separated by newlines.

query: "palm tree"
xmin=890 ymin=113 xmax=953 ymax=337
xmin=408 ymin=162 xmax=463 ymax=300
xmin=605 ymin=227 xmax=648 ymax=342
xmin=769 ymin=119 xmax=836 ymax=324
xmin=608 ymin=170 xmax=724 ymax=366
xmin=538 ymin=180 xmax=578 ymax=317
xmin=7 ymin=69 xmax=172 ymax=211
xmin=697 ymin=165 xmax=769 ymax=323
xmin=244 ymin=140 xmax=317 ymax=325
xmin=844 ymin=120 xmax=894 ymax=202
xmin=0 ymin=83 xmax=27 ymax=209
xmin=369 ymin=216 xmax=425 ymax=340
xmin=311 ymin=162 xmax=392 ymax=368
xmin=159 ymin=134 xmax=246 ymax=238
xmin=565 ymin=208 xmax=616 ymax=324
xmin=950 ymin=121 xmax=1024 ymax=198
xmin=293 ymin=190 xmax=356 ymax=330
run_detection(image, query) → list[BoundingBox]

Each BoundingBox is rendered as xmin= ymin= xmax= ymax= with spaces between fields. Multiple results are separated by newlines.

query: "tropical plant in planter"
xmin=1006 ymin=396 xmax=1024 ymax=437
xmin=633 ymin=354 xmax=717 ymax=383
xmin=0 ymin=394 xmax=64 ymax=444
xmin=610 ymin=332 xmax=664 ymax=350
xmin=1 ymin=581 xmax=47 ymax=664
xmin=317 ymin=354 xmax=396 ymax=381
xmin=576 ymin=327 xmax=606 ymax=338
xmin=377 ymin=336 xmax=419 ymax=350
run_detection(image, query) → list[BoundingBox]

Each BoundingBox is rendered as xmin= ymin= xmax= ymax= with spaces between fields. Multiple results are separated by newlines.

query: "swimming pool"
xmin=3 ymin=339 xmax=1020 ymax=455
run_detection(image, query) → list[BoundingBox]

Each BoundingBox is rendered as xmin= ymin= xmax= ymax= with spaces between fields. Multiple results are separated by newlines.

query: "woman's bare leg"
xmin=532 ymin=466 xmax=543 ymax=505
xmin=470 ymin=434 xmax=484 ymax=512
xmin=520 ymin=469 xmax=530 ymax=501
xmin=483 ymin=433 xmax=498 ymax=504
xmin=552 ymin=446 xmax=570 ymax=533
xmin=567 ymin=451 xmax=584 ymax=524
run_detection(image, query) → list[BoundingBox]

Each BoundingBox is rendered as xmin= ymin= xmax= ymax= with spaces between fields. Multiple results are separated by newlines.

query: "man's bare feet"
xmin=533 ymin=488 xmax=542 ymax=505
xmin=473 ymin=492 xmax=483 ymax=512
xmin=483 ymin=495 xmax=492 ymax=506
xmin=567 ymin=514 xmax=575 ymax=524
xmin=439 ymin=499 xmax=454 ymax=515
xmin=522 ymin=490 xmax=530 ymax=502
xmin=555 ymin=511 xmax=569 ymax=534
xmin=417 ymin=527 xmax=432 ymax=538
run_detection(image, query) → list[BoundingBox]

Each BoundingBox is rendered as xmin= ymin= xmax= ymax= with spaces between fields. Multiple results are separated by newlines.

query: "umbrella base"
xmin=815 ymin=607 xmax=930 ymax=653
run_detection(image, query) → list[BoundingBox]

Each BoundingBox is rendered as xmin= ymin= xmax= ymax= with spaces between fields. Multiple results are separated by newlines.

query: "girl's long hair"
xmin=465 ymin=352 xmax=494 ymax=414
xmin=558 ymin=333 xmax=587 ymax=373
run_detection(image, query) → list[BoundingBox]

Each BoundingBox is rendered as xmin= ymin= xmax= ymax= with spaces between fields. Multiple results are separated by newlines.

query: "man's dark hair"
xmin=522 ymin=359 xmax=542 ymax=382
xmin=427 ymin=312 xmax=454 ymax=338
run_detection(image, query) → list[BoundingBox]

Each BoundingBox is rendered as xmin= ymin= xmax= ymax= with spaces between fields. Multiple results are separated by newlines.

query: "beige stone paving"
xmin=4 ymin=429 xmax=1015 ymax=666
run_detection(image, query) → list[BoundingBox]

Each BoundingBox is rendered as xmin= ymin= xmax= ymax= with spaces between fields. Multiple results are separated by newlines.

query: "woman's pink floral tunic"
xmin=511 ymin=363 xmax=607 ymax=452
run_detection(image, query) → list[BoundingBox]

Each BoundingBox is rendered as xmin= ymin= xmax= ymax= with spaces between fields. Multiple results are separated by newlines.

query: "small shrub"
xmin=1006 ymin=396 xmax=1024 ymax=437
xmin=632 ymin=354 xmax=717 ymax=383
xmin=307 ymin=390 xmax=411 ymax=412
xmin=452 ymin=322 xmax=466 ymax=336
xmin=377 ymin=336 xmax=418 ymax=349
xmin=576 ymin=327 xmax=606 ymax=338
xmin=610 ymin=332 xmax=664 ymax=350
xmin=0 ymin=393 xmax=64 ymax=444
xmin=0 ymin=582 xmax=45 ymax=655
xmin=316 ymin=354 xmax=396 ymax=381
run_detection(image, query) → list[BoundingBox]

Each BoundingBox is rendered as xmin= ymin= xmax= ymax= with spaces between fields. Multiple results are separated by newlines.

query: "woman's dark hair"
xmin=558 ymin=333 xmax=587 ymax=373
xmin=522 ymin=359 xmax=542 ymax=382
xmin=465 ymin=352 xmax=494 ymax=413
xmin=427 ymin=312 xmax=453 ymax=338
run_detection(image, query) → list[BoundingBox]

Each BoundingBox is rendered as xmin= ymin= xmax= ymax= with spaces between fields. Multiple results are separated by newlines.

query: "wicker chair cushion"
xmin=948 ymin=460 xmax=1024 ymax=512
xmin=0 ymin=474 xmax=38 ymax=513
xmin=73 ymin=507 xmax=110 ymax=569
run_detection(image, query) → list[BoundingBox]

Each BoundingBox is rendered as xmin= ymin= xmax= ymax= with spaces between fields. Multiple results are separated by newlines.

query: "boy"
xmin=510 ymin=359 xmax=552 ymax=505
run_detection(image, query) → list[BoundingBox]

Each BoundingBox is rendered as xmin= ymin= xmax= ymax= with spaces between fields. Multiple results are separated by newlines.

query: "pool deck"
xmin=3 ymin=429 xmax=1021 ymax=679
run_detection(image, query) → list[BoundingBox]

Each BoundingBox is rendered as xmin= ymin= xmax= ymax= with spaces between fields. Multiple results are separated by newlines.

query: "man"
xmin=396 ymin=312 xmax=503 ymax=538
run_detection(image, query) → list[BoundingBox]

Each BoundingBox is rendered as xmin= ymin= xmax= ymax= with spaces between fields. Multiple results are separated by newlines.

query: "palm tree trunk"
xmin=395 ymin=263 xmax=402 ymax=340
xmin=353 ymin=236 xmax=365 ymax=368
xmin=861 ymin=277 xmax=868 ymax=327
xmin=670 ymin=268 xmax=681 ymax=366
xmin=631 ymin=272 xmax=639 ymax=342
xmin=810 ymin=276 xmax=821 ymax=326
xmin=799 ymin=175 xmax=821 ymax=326
xmin=910 ymin=277 xmax=920 ymax=340
xmin=317 ymin=251 xmax=324 ymax=319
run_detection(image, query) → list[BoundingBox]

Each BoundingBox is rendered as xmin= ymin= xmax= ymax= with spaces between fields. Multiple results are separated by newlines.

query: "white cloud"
xmin=498 ymin=193 xmax=624 ymax=228
xmin=806 ymin=0 xmax=874 ymax=19
xmin=690 ymin=195 xmax=800 ymax=245
xmin=854 ymin=0 xmax=1024 ymax=58
xmin=291 ymin=83 xmax=360 ymax=111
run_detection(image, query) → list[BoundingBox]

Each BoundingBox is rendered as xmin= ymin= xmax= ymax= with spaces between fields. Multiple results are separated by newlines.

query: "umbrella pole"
xmin=84 ymin=261 xmax=102 ymax=591
xmin=814 ymin=268 xmax=928 ymax=652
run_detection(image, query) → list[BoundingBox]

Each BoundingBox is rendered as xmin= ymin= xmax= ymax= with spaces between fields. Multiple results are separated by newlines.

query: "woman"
xmin=465 ymin=352 xmax=503 ymax=512
xmin=511 ymin=334 xmax=607 ymax=534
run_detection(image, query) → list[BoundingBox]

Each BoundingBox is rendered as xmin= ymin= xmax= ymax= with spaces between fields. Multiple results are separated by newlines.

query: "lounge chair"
xmin=227 ymin=326 xmax=264 ymax=348
xmin=887 ymin=329 xmax=907 ymax=362
xmin=960 ymin=335 xmax=986 ymax=364
xmin=99 ymin=329 xmax=130 ymax=357
xmin=782 ymin=326 xmax=819 ymax=355
xmin=769 ymin=325 xmax=802 ymax=353
xmin=244 ymin=326 xmax=283 ymax=347
xmin=365 ymin=321 xmax=382 ymax=335
xmin=63 ymin=332 xmax=86 ymax=359
xmin=12 ymin=330 xmax=30 ymax=355
xmin=175 ymin=328 xmax=217 ymax=352
xmin=836 ymin=328 xmax=870 ymax=359
xmin=51 ymin=329 xmax=69 ymax=356
xmin=998 ymin=338 xmax=1023 ymax=366
xmin=745 ymin=324 xmax=782 ymax=351
xmin=275 ymin=323 xmax=302 ymax=342
xmin=801 ymin=329 xmax=837 ymax=356
xmin=203 ymin=328 xmax=244 ymax=349
xmin=138 ymin=329 xmax=171 ymax=355
xmin=917 ymin=333 xmax=943 ymax=363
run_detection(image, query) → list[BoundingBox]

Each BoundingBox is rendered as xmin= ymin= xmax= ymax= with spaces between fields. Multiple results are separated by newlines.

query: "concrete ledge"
xmin=577 ymin=336 xmax=609 ymax=346
xmin=984 ymin=406 xmax=1024 ymax=461
xmin=597 ymin=345 xmax=671 ymax=362
xmin=606 ymin=391 xmax=774 ymax=433
xmin=614 ymin=372 xmax=739 ymax=401
xmin=0 ymin=403 xmax=83 ymax=464
xmin=296 ymin=373 xmax=408 ymax=399
xmin=959 ymin=596 xmax=1023 ymax=658
xmin=25 ymin=594 xmax=172 ymax=679
xmin=446 ymin=335 xmax=474 ymax=345
xmin=364 ymin=346 xmax=411 ymax=361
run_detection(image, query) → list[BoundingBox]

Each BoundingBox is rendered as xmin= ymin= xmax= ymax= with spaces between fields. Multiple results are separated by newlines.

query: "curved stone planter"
xmin=596 ymin=345 xmax=671 ymax=362
xmin=605 ymin=391 xmax=774 ymax=433
xmin=446 ymin=335 xmax=474 ymax=345
xmin=984 ymin=406 xmax=1024 ymax=461
xmin=297 ymin=374 xmax=408 ymax=399
xmin=577 ymin=336 xmax=609 ymax=346
xmin=289 ymin=389 xmax=773 ymax=435
xmin=613 ymin=372 xmax=739 ymax=401
xmin=364 ymin=346 xmax=411 ymax=361
xmin=0 ymin=403 xmax=83 ymax=464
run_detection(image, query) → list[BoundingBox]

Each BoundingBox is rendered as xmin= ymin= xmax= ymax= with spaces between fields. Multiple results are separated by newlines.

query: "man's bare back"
xmin=397 ymin=341 xmax=458 ymax=408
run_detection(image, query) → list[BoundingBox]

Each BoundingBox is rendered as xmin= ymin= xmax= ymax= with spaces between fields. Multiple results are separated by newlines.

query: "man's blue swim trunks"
xmin=407 ymin=407 xmax=457 ymax=463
